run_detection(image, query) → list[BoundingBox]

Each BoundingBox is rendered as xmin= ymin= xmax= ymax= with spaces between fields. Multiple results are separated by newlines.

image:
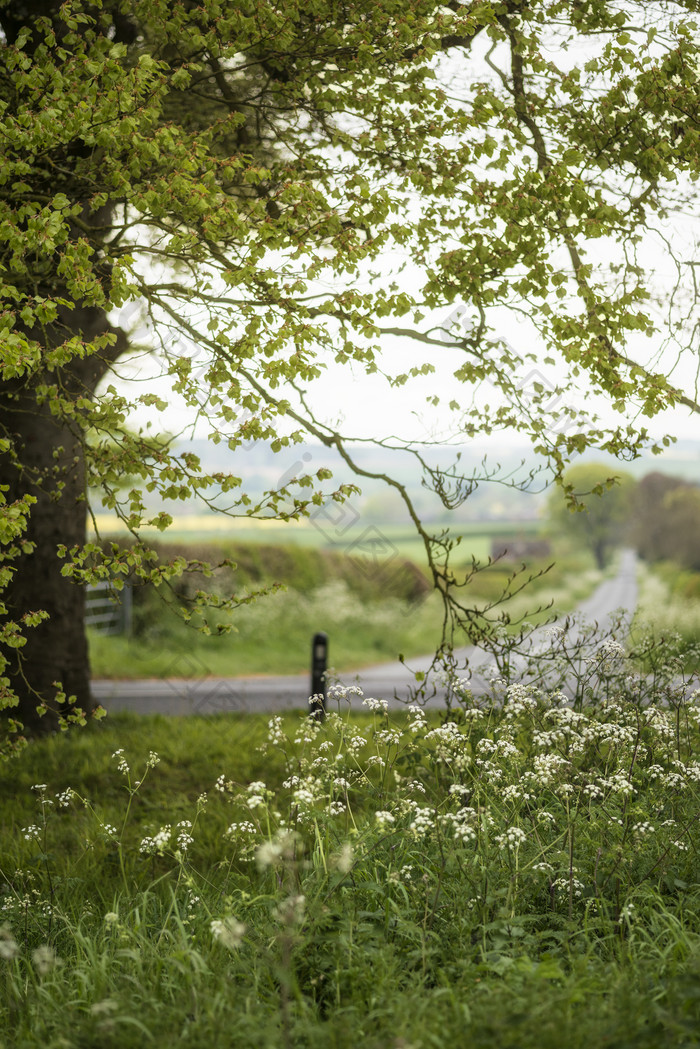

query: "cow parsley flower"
xmin=0 ymin=925 xmax=19 ymax=961
xmin=211 ymin=917 xmax=246 ymax=950
xmin=32 ymin=945 xmax=59 ymax=975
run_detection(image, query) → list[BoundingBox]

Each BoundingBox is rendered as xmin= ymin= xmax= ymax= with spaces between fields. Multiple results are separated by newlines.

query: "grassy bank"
xmin=630 ymin=560 xmax=700 ymax=674
xmin=3 ymin=670 xmax=700 ymax=1048
xmin=88 ymin=544 xmax=605 ymax=679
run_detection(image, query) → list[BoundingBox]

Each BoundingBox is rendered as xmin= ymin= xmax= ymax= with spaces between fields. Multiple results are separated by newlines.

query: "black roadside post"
xmin=309 ymin=631 xmax=328 ymax=721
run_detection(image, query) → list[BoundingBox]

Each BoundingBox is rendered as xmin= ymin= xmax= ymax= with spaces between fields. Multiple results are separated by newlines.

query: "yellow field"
xmin=89 ymin=513 xmax=311 ymax=535
xmin=87 ymin=512 xmax=540 ymax=565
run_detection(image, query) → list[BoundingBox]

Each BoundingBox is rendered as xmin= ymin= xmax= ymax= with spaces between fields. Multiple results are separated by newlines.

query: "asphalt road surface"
xmin=92 ymin=549 xmax=640 ymax=717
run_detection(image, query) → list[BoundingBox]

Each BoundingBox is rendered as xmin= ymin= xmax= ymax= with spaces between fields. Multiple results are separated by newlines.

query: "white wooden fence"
xmin=85 ymin=581 xmax=132 ymax=636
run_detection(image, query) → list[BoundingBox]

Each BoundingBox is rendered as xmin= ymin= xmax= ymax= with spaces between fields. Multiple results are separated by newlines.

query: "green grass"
xmin=88 ymin=546 xmax=605 ymax=679
xmin=89 ymin=588 xmax=446 ymax=678
xmin=4 ymin=663 xmax=700 ymax=1049
xmin=630 ymin=560 xmax=700 ymax=675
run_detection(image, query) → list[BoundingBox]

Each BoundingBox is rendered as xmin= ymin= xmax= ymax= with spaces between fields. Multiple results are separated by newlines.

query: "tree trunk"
xmin=1 ymin=394 xmax=93 ymax=734
xmin=592 ymin=537 xmax=607 ymax=571
xmin=0 ymin=306 xmax=126 ymax=735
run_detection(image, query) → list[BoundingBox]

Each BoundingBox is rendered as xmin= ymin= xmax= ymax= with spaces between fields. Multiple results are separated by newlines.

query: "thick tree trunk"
xmin=0 ymin=306 xmax=126 ymax=735
xmin=0 ymin=392 xmax=93 ymax=734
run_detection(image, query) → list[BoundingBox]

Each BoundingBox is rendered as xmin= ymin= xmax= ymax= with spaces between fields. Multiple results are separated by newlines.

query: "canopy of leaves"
xmin=1 ymin=0 xmax=700 ymax=738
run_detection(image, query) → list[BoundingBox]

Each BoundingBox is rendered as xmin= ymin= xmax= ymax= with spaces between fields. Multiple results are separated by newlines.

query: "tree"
xmin=631 ymin=473 xmax=700 ymax=570
xmin=547 ymin=462 xmax=635 ymax=569
xmin=660 ymin=487 xmax=700 ymax=571
xmin=629 ymin=471 xmax=690 ymax=563
xmin=1 ymin=0 xmax=700 ymax=742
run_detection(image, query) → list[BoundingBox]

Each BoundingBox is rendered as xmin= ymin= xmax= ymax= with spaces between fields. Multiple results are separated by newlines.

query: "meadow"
xmin=3 ymin=649 xmax=700 ymax=1048
xmin=4 ymin=545 xmax=700 ymax=1046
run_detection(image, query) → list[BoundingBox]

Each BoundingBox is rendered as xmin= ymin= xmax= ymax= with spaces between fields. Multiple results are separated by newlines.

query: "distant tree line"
xmin=548 ymin=465 xmax=700 ymax=573
xmin=630 ymin=473 xmax=700 ymax=572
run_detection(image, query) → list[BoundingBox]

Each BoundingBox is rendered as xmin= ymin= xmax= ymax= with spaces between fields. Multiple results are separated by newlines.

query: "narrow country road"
xmin=92 ymin=549 xmax=639 ymax=716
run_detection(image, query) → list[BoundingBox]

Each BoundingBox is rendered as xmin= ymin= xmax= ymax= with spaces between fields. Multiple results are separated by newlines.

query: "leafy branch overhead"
xmin=0 ymin=0 xmax=699 ymax=732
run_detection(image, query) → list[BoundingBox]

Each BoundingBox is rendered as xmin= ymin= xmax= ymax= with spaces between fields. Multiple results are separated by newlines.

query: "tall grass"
xmin=3 ymin=644 xmax=700 ymax=1048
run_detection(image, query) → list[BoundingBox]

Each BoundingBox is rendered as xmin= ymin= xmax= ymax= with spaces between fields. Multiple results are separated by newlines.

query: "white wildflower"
xmin=363 ymin=696 xmax=389 ymax=714
xmin=90 ymin=999 xmax=119 ymax=1017
xmin=552 ymin=876 xmax=584 ymax=898
xmin=211 ymin=916 xmax=246 ymax=950
xmin=0 ymin=925 xmax=19 ymax=961
xmin=495 ymin=826 xmax=527 ymax=850
xmin=596 ymin=638 xmax=625 ymax=662
xmin=332 ymin=843 xmax=354 ymax=874
xmin=408 ymin=806 xmax=435 ymax=837
xmin=226 ymin=820 xmax=256 ymax=838
xmin=139 ymin=825 xmax=171 ymax=856
xmin=176 ymin=821 xmax=194 ymax=852
xmin=111 ymin=749 xmax=129 ymax=775
xmin=373 ymin=729 xmax=402 ymax=746
xmin=619 ymin=902 xmax=636 ymax=923
xmin=255 ymin=831 xmax=297 ymax=869
xmin=274 ymin=894 xmax=305 ymax=926
xmin=532 ymin=861 xmax=554 ymax=874
xmin=31 ymin=944 xmax=58 ymax=975
xmin=267 ymin=716 xmax=285 ymax=745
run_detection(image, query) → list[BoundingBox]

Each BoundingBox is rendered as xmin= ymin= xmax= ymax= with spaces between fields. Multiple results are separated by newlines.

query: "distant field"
xmin=88 ymin=541 xmax=600 ymax=680
xmin=89 ymin=513 xmax=544 ymax=567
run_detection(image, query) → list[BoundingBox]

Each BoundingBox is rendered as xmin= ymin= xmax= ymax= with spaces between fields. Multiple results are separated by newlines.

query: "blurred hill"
xmin=158 ymin=436 xmax=700 ymax=525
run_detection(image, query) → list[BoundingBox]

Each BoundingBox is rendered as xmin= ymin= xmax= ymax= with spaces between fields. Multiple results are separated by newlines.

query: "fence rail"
xmin=85 ymin=581 xmax=132 ymax=636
